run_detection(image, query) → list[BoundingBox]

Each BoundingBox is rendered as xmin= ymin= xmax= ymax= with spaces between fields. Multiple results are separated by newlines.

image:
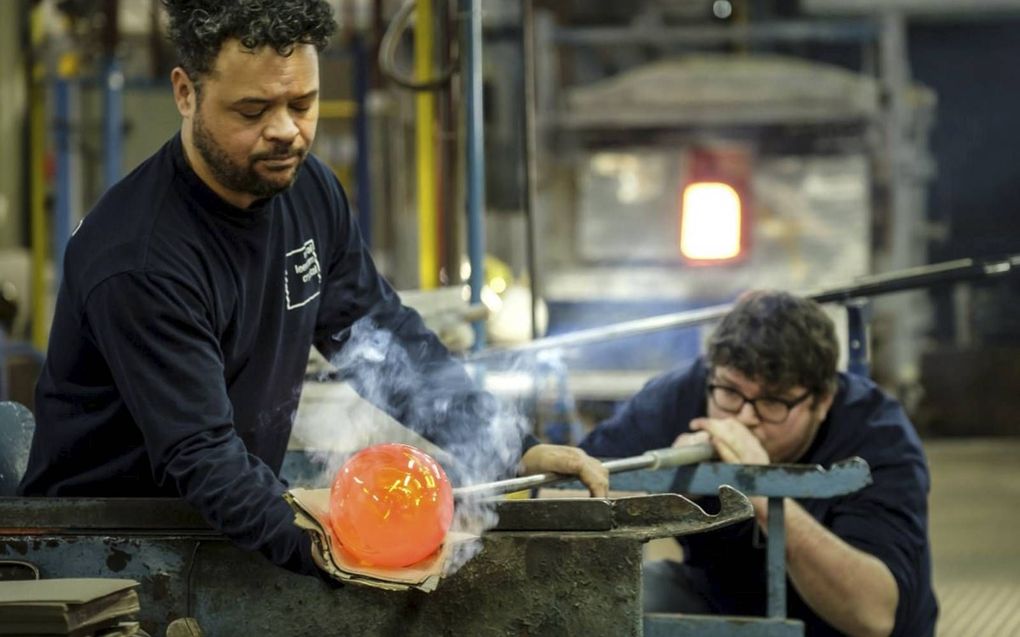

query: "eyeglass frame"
xmin=705 ymin=381 xmax=814 ymax=424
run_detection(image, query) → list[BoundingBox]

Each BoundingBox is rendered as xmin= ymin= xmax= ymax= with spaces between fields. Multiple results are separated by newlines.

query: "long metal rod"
xmin=470 ymin=254 xmax=1020 ymax=360
xmin=472 ymin=303 xmax=732 ymax=359
xmin=453 ymin=443 xmax=715 ymax=498
xmin=552 ymin=20 xmax=878 ymax=47
xmin=804 ymin=256 xmax=1019 ymax=303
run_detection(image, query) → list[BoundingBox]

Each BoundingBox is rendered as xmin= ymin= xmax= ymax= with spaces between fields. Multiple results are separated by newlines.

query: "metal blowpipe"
xmin=452 ymin=442 xmax=715 ymax=499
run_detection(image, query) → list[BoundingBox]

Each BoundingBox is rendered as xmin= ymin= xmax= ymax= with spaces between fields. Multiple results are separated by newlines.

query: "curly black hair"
xmin=707 ymin=290 xmax=839 ymax=397
xmin=162 ymin=0 xmax=337 ymax=82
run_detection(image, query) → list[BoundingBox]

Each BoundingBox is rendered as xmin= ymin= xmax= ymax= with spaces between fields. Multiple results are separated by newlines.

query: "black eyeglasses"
xmin=706 ymin=382 xmax=812 ymax=424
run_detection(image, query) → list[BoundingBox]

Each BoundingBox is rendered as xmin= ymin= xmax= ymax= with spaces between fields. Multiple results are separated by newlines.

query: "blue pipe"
xmin=846 ymin=300 xmax=871 ymax=378
xmin=351 ymin=35 xmax=372 ymax=246
xmin=102 ymin=57 xmax=124 ymax=190
xmin=53 ymin=77 xmax=73 ymax=286
xmin=461 ymin=0 xmax=486 ymax=350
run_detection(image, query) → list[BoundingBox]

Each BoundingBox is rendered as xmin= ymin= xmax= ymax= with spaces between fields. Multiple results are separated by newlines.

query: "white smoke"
xmin=290 ymin=317 xmax=551 ymax=575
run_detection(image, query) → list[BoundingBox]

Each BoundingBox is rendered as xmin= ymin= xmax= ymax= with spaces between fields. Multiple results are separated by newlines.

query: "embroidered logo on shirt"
xmin=284 ymin=239 xmax=322 ymax=310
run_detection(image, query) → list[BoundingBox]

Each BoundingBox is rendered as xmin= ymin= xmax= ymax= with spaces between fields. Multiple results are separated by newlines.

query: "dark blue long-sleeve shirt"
xmin=18 ymin=134 xmax=515 ymax=578
xmin=580 ymin=357 xmax=938 ymax=636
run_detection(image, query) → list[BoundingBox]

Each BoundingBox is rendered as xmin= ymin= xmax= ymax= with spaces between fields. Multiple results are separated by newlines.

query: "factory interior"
xmin=1 ymin=1 xmax=1019 ymax=635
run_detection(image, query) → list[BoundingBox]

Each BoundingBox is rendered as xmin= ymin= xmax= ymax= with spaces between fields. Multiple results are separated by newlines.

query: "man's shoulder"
xmin=64 ymin=138 xmax=192 ymax=300
xmin=72 ymin=138 xmax=178 ymax=243
xmin=833 ymin=372 xmax=906 ymax=423
xmin=624 ymin=358 xmax=707 ymax=413
xmin=823 ymin=372 xmax=926 ymax=467
xmin=649 ymin=358 xmax=708 ymax=392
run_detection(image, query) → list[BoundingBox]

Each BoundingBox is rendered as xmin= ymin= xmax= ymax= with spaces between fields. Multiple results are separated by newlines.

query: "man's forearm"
xmin=161 ymin=427 xmax=320 ymax=577
xmin=757 ymin=499 xmax=898 ymax=637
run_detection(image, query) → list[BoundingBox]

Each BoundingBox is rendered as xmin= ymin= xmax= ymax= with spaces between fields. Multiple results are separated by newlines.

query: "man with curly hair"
xmin=19 ymin=0 xmax=607 ymax=581
xmin=581 ymin=291 xmax=937 ymax=636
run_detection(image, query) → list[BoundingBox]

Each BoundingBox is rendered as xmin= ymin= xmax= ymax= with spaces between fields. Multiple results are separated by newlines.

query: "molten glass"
xmin=329 ymin=443 xmax=454 ymax=568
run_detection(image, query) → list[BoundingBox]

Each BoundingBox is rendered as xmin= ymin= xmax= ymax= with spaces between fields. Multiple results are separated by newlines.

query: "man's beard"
xmin=192 ymin=109 xmax=306 ymax=201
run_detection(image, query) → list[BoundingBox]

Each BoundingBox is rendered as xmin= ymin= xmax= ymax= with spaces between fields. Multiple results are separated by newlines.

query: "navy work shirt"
xmin=580 ymin=357 xmax=938 ymax=636
xmin=19 ymin=134 xmax=514 ymax=577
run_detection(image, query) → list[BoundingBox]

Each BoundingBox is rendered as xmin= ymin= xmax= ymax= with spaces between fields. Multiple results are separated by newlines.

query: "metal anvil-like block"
xmin=0 ymin=489 xmax=750 ymax=636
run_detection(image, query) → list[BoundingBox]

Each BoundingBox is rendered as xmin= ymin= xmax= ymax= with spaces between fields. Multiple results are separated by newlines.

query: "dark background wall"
xmin=910 ymin=19 xmax=1020 ymax=263
xmin=907 ymin=19 xmax=1020 ymax=434
xmin=909 ymin=20 xmax=1020 ymax=351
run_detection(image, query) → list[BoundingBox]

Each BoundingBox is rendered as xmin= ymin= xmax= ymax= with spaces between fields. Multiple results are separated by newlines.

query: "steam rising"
xmin=291 ymin=318 xmax=539 ymax=575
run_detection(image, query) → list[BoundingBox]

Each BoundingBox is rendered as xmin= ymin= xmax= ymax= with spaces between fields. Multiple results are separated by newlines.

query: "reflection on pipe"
xmin=461 ymin=0 xmax=487 ymax=350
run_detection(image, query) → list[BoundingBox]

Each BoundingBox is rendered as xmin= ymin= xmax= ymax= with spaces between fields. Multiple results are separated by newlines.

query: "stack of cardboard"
xmin=0 ymin=579 xmax=145 ymax=636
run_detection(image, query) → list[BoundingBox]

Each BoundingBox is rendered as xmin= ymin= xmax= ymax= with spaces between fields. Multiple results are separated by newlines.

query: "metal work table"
xmin=1 ymin=489 xmax=751 ymax=636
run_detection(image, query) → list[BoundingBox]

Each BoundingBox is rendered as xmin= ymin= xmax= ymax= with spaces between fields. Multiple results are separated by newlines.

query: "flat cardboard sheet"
xmin=285 ymin=488 xmax=475 ymax=592
xmin=0 ymin=579 xmax=140 ymax=635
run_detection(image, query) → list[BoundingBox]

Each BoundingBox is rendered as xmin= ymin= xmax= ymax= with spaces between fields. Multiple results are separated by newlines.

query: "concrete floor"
xmin=927 ymin=438 xmax=1020 ymax=637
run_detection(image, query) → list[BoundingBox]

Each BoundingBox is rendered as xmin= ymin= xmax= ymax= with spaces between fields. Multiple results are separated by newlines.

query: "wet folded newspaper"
xmin=285 ymin=487 xmax=475 ymax=593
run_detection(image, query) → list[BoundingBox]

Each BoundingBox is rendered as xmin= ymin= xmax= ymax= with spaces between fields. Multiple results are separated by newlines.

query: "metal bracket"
xmin=550 ymin=457 xmax=872 ymax=629
xmin=488 ymin=486 xmax=752 ymax=541
xmin=602 ymin=457 xmax=872 ymax=498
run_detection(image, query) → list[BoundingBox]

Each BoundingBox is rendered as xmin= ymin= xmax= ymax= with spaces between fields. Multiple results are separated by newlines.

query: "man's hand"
xmin=685 ymin=418 xmax=770 ymax=465
xmin=519 ymin=444 xmax=609 ymax=497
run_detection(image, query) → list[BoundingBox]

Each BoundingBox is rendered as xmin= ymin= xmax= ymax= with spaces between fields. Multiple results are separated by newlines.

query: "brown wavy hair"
xmin=707 ymin=290 xmax=839 ymax=397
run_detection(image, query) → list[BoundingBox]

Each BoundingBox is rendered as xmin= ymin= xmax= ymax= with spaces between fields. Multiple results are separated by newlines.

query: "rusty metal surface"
xmin=189 ymin=534 xmax=644 ymax=636
xmin=0 ymin=497 xmax=212 ymax=532
xmin=488 ymin=496 xmax=616 ymax=531
xmin=0 ymin=529 xmax=639 ymax=636
xmin=644 ymin=613 xmax=802 ymax=637
xmin=0 ymin=492 xmax=752 ymax=636
xmin=481 ymin=487 xmax=752 ymax=540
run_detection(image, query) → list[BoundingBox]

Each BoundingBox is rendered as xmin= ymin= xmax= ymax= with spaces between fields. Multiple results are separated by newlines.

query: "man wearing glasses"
xmin=580 ymin=291 xmax=937 ymax=637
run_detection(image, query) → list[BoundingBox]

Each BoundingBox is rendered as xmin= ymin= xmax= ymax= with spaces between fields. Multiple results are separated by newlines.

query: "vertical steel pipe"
xmin=521 ymin=0 xmax=540 ymax=340
xmin=766 ymin=497 xmax=787 ymax=618
xmin=460 ymin=0 xmax=486 ymax=349
xmin=352 ymin=35 xmax=373 ymax=247
xmin=846 ymin=300 xmax=871 ymax=378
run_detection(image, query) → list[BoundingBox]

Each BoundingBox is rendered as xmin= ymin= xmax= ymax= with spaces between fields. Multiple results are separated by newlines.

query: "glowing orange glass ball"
xmin=329 ymin=443 xmax=454 ymax=568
